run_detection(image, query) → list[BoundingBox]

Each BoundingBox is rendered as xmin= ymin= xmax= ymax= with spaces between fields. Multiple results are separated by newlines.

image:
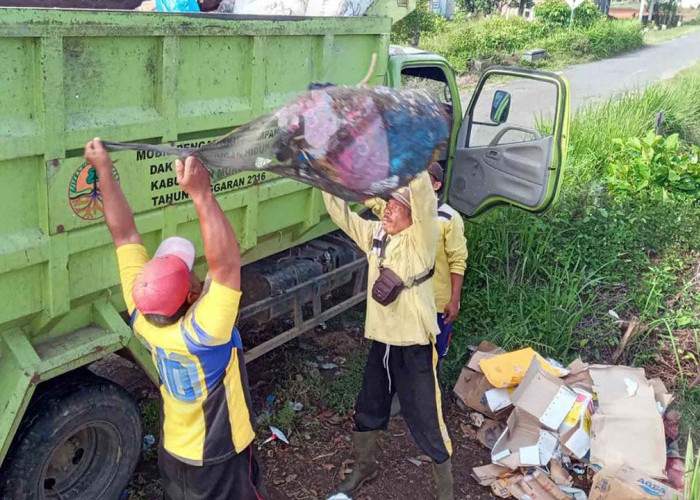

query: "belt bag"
xmin=371 ymin=234 xmax=434 ymax=306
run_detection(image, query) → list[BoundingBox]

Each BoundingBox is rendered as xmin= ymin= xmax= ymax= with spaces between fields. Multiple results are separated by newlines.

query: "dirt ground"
xmin=94 ymin=326 xmax=496 ymax=500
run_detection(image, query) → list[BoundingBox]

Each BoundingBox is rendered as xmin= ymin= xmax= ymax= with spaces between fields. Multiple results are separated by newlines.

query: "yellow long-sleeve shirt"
xmin=365 ymin=197 xmax=468 ymax=313
xmin=323 ymin=172 xmax=440 ymax=346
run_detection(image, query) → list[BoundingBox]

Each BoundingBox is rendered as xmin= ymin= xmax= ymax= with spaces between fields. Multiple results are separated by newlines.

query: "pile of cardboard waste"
xmin=454 ymin=341 xmax=685 ymax=499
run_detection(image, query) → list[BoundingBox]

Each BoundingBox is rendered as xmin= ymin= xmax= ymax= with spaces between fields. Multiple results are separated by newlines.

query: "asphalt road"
xmin=464 ymin=30 xmax=700 ymax=145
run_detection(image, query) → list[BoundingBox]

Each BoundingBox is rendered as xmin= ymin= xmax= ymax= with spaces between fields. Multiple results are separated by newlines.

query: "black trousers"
xmin=159 ymin=444 xmax=268 ymax=500
xmin=354 ymin=340 xmax=453 ymax=464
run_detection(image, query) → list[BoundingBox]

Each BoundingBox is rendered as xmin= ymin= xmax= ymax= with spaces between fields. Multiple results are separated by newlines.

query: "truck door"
xmin=447 ymin=67 xmax=570 ymax=217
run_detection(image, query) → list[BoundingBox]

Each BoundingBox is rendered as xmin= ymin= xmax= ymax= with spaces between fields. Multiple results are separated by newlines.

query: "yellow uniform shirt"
xmin=323 ymin=172 xmax=440 ymax=346
xmin=365 ymin=199 xmax=468 ymax=313
xmin=116 ymin=244 xmax=255 ymax=466
xmin=434 ymin=203 xmax=468 ymax=312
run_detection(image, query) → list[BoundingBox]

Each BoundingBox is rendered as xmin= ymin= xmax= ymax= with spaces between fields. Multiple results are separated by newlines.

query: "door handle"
xmin=486 ymin=150 xmax=500 ymax=160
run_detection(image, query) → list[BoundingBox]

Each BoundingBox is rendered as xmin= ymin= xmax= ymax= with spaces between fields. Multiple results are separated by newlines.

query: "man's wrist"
xmin=190 ymin=189 xmax=215 ymax=205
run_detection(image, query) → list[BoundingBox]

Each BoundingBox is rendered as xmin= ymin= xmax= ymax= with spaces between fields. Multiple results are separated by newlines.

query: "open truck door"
xmin=447 ymin=67 xmax=570 ymax=218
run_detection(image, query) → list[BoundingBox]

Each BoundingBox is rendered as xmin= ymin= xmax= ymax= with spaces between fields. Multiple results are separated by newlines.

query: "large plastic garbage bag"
xmin=104 ymin=86 xmax=449 ymax=202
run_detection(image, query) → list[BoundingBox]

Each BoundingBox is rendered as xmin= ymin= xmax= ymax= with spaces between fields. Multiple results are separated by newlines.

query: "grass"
xmin=418 ymin=16 xmax=644 ymax=74
xmin=644 ymin=24 xmax=700 ymax=45
xmin=444 ymin=62 xmax=700 ymax=440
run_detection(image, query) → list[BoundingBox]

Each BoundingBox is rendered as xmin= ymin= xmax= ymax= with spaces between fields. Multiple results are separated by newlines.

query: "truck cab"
xmin=387 ymin=46 xmax=570 ymax=218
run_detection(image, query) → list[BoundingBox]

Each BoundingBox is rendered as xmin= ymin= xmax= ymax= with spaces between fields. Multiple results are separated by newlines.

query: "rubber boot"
xmin=433 ymin=459 xmax=454 ymax=500
xmin=337 ymin=431 xmax=379 ymax=493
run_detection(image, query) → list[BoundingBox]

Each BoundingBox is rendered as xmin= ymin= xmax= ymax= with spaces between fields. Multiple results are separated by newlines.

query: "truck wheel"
xmin=0 ymin=376 xmax=142 ymax=500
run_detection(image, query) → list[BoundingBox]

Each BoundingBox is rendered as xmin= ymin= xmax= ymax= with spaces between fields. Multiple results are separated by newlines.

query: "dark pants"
xmin=159 ymin=444 xmax=268 ymax=500
xmin=354 ymin=340 xmax=453 ymax=464
xmin=435 ymin=313 xmax=454 ymax=359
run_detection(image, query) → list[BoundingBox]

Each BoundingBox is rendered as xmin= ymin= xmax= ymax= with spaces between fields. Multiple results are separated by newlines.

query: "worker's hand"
xmin=176 ymin=156 xmax=212 ymax=201
xmin=84 ymin=138 xmax=112 ymax=173
xmin=443 ymin=298 xmax=460 ymax=325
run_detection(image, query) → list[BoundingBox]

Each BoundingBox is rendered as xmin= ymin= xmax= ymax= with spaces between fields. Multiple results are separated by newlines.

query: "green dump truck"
xmin=0 ymin=3 xmax=570 ymax=498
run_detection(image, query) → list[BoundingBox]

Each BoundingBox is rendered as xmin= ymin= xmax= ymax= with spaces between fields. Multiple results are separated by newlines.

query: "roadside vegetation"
xmin=392 ymin=0 xmax=645 ymax=73
xmin=448 ymin=63 xmax=700 ymax=440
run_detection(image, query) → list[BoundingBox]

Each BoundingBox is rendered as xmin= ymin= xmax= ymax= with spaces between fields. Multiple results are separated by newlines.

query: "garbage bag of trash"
xmin=156 ymin=0 xmax=200 ymax=11
xmin=104 ymin=86 xmax=449 ymax=202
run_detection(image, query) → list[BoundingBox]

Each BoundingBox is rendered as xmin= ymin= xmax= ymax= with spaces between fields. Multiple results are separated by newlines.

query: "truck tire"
xmin=0 ymin=374 xmax=142 ymax=500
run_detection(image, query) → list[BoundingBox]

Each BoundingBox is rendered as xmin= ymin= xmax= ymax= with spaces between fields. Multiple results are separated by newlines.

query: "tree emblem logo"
xmin=68 ymin=161 xmax=120 ymax=221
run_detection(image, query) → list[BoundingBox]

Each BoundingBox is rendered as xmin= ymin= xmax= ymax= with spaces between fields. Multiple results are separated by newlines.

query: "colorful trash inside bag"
xmin=103 ymin=86 xmax=449 ymax=202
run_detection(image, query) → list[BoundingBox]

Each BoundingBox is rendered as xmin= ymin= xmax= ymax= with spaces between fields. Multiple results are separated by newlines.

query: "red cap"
xmin=133 ymin=256 xmax=191 ymax=316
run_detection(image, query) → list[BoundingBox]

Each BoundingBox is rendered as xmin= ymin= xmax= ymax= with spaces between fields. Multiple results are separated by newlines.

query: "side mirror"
xmin=490 ymin=90 xmax=511 ymax=124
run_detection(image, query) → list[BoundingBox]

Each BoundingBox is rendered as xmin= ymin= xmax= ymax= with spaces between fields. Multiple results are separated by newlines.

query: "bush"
xmin=606 ymin=132 xmax=700 ymax=200
xmin=535 ymin=0 xmax=603 ymax=28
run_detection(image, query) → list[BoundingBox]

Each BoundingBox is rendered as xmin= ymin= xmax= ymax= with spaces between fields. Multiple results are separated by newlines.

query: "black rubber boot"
xmin=433 ymin=458 xmax=454 ymax=500
xmin=337 ymin=431 xmax=380 ymax=493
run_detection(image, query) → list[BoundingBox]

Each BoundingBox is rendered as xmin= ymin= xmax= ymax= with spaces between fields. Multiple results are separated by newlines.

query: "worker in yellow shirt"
xmin=84 ymin=139 xmax=266 ymax=500
xmin=323 ymin=172 xmax=453 ymax=500
xmin=366 ymin=162 xmax=468 ymax=367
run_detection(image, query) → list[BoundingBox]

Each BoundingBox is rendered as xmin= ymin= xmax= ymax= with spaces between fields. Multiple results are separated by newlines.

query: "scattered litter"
xmin=407 ymin=457 xmax=423 ymax=467
xmin=326 ymin=494 xmax=352 ymax=500
xmin=476 ymin=419 xmax=506 ymax=450
xmin=262 ymin=426 xmax=290 ymax=446
xmin=549 ymin=459 xmax=574 ymax=487
xmin=588 ymin=465 xmax=682 ymax=499
xmin=491 ymin=408 xmax=558 ymax=468
xmin=417 ymin=455 xmax=432 ymax=462
xmin=560 ymin=486 xmax=587 ymax=500
xmin=471 ymin=463 xmax=510 ymax=486
xmin=453 ymin=342 xmax=680 ymax=500
xmin=320 ymin=362 xmax=339 ymax=370
xmin=470 ymin=412 xmax=485 ymax=427
xmin=142 ymin=434 xmax=155 ymax=451
xmin=649 ymin=377 xmax=674 ymax=410
xmin=608 ymin=309 xmax=620 ymax=320
xmin=479 ymin=347 xmax=569 ymax=388
xmin=665 ymin=456 xmax=685 ymax=490
xmin=509 ymin=358 xmax=577 ymax=430
xmin=289 ymin=401 xmax=304 ymax=411
xmin=485 ymin=387 xmax=514 ymax=412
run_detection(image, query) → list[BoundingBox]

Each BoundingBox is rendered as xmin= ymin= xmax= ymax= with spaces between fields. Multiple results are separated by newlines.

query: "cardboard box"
xmin=558 ymin=388 xmax=593 ymax=459
xmin=491 ymin=409 xmax=558 ymax=469
xmin=470 ymin=463 xmax=511 ymax=486
xmin=563 ymin=358 xmax=593 ymax=393
xmin=466 ymin=340 xmax=504 ymax=373
xmin=589 ymin=466 xmax=683 ymax=500
xmin=453 ymin=368 xmax=510 ymax=420
xmin=510 ymin=359 xmax=577 ymax=430
xmin=589 ymin=366 xmax=666 ymax=478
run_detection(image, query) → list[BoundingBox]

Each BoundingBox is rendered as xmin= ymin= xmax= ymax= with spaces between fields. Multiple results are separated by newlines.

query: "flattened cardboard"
xmin=479 ymin=348 xmax=568 ymax=388
xmin=550 ymin=459 xmax=574 ymax=487
xmin=466 ymin=341 xmax=504 ymax=373
xmin=588 ymin=465 xmax=683 ymax=500
xmin=491 ymin=409 xmax=558 ymax=469
xmin=563 ymin=358 xmax=593 ymax=393
xmin=510 ymin=359 xmax=577 ymax=430
xmin=470 ymin=464 xmax=510 ymax=486
xmin=589 ymin=366 xmax=666 ymax=478
xmin=523 ymin=470 xmax=573 ymax=500
xmin=649 ymin=377 xmax=674 ymax=410
xmin=558 ymin=389 xmax=593 ymax=459
xmin=453 ymin=368 xmax=510 ymax=420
